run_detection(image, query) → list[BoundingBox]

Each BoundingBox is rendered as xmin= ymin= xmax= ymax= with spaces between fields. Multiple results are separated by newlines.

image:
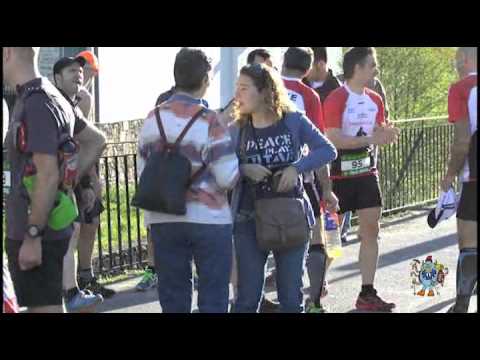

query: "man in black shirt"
xmin=304 ymin=47 xmax=342 ymax=104
xmin=53 ymin=56 xmax=110 ymax=311
xmin=3 ymin=47 xmax=104 ymax=313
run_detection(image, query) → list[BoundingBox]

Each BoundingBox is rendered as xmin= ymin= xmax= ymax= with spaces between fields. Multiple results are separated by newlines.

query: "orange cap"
xmin=76 ymin=50 xmax=99 ymax=73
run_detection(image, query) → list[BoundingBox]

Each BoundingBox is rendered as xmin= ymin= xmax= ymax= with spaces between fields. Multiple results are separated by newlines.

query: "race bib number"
xmin=341 ymin=152 xmax=372 ymax=176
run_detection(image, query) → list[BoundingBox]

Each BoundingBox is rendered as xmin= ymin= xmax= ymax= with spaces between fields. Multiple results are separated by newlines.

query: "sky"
xmin=97 ymin=47 xmax=343 ymax=123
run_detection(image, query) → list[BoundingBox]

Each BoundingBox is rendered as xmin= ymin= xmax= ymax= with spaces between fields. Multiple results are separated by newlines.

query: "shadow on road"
xmin=333 ymin=233 xmax=457 ymax=274
xmin=380 ymin=209 xmax=436 ymax=229
xmin=341 ymin=210 xmax=436 ymax=249
xmin=97 ymin=287 xmax=161 ymax=313
xmin=416 ymin=298 xmax=456 ymax=313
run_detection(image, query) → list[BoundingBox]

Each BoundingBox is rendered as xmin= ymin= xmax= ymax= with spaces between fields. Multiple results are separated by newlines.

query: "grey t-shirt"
xmin=5 ymin=77 xmax=81 ymax=241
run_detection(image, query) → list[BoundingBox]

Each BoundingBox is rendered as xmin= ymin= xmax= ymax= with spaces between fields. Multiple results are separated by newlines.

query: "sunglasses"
xmin=249 ymin=63 xmax=266 ymax=74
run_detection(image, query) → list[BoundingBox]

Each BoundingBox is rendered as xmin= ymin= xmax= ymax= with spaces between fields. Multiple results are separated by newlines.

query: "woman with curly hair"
xmin=229 ymin=63 xmax=337 ymax=313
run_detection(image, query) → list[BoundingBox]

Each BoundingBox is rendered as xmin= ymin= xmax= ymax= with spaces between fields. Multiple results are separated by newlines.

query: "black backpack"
xmin=132 ymin=106 xmax=206 ymax=215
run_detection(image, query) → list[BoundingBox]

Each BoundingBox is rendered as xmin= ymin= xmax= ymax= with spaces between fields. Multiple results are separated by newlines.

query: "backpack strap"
xmin=154 ymin=107 xmax=170 ymax=149
xmin=174 ymin=107 xmax=206 ymax=147
xmin=154 ymin=106 xmax=208 ymax=186
xmin=183 ymin=108 xmax=207 ymax=186
xmin=154 ymin=107 xmax=206 ymax=151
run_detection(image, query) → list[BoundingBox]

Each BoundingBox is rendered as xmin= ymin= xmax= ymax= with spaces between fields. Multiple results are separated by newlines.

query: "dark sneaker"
xmin=79 ymin=277 xmax=116 ymax=299
xmin=259 ymin=297 xmax=280 ymax=313
xmin=355 ymin=290 xmax=396 ymax=312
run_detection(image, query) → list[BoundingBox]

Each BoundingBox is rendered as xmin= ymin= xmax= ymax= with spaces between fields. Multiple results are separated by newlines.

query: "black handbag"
xmin=132 ymin=107 xmax=206 ymax=215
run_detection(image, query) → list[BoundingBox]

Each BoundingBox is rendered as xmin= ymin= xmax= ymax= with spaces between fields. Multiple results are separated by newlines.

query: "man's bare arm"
xmin=28 ymin=153 xmax=60 ymax=228
xmin=74 ymin=122 xmax=106 ymax=182
xmin=446 ymin=120 xmax=471 ymax=177
xmin=326 ymin=128 xmax=374 ymax=150
xmin=77 ymin=88 xmax=92 ymax=119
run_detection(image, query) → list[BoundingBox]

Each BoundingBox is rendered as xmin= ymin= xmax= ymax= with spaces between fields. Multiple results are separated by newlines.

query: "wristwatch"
xmin=26 ymin=224 xmax=45 ymax=239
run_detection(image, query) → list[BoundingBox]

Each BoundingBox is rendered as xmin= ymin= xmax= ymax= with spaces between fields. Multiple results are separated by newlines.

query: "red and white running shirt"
xmin=448 ymin=73 xmax=477 ymax=182
xmin=324 ymin=84 xmax=386 ymax=179
xmin=282 ymin=77 xmax=325 ymax=133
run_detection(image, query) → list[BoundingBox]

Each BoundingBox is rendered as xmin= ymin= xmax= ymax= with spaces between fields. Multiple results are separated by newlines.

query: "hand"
xmin=241 ymin=164 xmax=272 ymax=183
xmin=276 ymin=166 xmax=298 ymax=193
xmin=384 ymin=123 xmax=401 ymax=143
xmin=323 ymin=190 xmax=340 ymax=213
xmin=372 ymin=126 xmax=399 ymax=146
xmin=78 ymin=87 xmax=90 ymax=98
xmin=81 ymin=187 xmax=97 ymax=213
xmin=18 ymin=236 xmax=42 ymax=271
xmin=440 ymin=174 xmax=455 ymax=192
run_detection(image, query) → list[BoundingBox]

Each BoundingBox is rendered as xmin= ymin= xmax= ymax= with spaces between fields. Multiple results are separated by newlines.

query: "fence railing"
xmin=379 ymin=116 xmax=453 ymax=214
xmin=92 ymin=116 xmax=453 ymax=275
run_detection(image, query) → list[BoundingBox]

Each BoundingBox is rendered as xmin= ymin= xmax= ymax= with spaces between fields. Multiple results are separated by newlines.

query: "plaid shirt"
xmin=138 ymin=94 xmax=239 ymax=225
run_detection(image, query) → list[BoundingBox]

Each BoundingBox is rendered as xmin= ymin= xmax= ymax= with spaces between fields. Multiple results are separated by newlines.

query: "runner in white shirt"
xmin=324 ymin=47 xmax=400 ymax=312
xmin=442 ymin=47 xmax=477 ymax=313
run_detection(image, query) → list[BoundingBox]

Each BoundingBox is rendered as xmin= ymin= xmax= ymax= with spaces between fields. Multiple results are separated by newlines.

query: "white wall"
xmin=327 ymin=47 xmax=343 ymax=75
xmin=98 ymin=47 xmax=343 ymax=123
xmin=98 ymin=47 xmax=225 ymax=123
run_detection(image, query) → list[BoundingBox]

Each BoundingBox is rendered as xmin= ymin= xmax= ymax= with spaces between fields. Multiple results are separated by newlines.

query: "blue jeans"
xmin=151 ymin=222 xmax=233 ymax=313
xmin=233 ymin=219 xmax=308 ymax=313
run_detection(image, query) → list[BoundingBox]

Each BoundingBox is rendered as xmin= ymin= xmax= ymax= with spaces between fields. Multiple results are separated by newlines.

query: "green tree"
xmin=375 ymin=47 xmax=457 ymax=120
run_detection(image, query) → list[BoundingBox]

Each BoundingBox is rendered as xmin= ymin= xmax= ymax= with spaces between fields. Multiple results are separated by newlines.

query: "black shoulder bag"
xmin=247 ymin=120 xmax=310 ymax=252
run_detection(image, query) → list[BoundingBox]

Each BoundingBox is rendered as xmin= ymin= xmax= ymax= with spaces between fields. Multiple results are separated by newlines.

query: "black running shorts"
xmin=332 ymin=175 xmax=383 ymax=214
xmin=457 ymin=181 xmax=477 ymax=221
xmin=6 ymin=237 xmax=70 ymax=308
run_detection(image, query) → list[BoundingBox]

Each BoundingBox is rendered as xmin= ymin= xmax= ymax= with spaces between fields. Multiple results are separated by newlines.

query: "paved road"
xmin=96 ymin=209 xmax=477 ymax=313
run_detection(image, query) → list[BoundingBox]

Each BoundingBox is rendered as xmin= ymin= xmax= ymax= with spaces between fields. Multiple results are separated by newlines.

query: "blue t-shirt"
xmin=240 ymin=120 xmax=303 ymax=209
xmin=231 ymin=111 xmax=338 ymax=226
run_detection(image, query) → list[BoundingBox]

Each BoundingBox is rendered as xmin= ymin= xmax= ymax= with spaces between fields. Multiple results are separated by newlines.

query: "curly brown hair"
xmin=232 ymin=63 xmax=295 ymax=127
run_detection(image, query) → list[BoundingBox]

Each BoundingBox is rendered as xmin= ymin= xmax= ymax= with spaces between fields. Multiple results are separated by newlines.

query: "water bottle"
xmin=324 ymin=211 xmax=343 ymax=258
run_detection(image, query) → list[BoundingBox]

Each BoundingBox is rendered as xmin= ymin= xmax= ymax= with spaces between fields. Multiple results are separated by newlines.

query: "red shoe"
xmin=355 ymin=291 xmax=396 ymax=312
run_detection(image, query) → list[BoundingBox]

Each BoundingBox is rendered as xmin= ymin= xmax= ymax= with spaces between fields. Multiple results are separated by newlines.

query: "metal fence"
xmin=379 ymin=116 xmax=453 ymax=214
xmin=92 ymin=116 xmax=453 ymax=275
